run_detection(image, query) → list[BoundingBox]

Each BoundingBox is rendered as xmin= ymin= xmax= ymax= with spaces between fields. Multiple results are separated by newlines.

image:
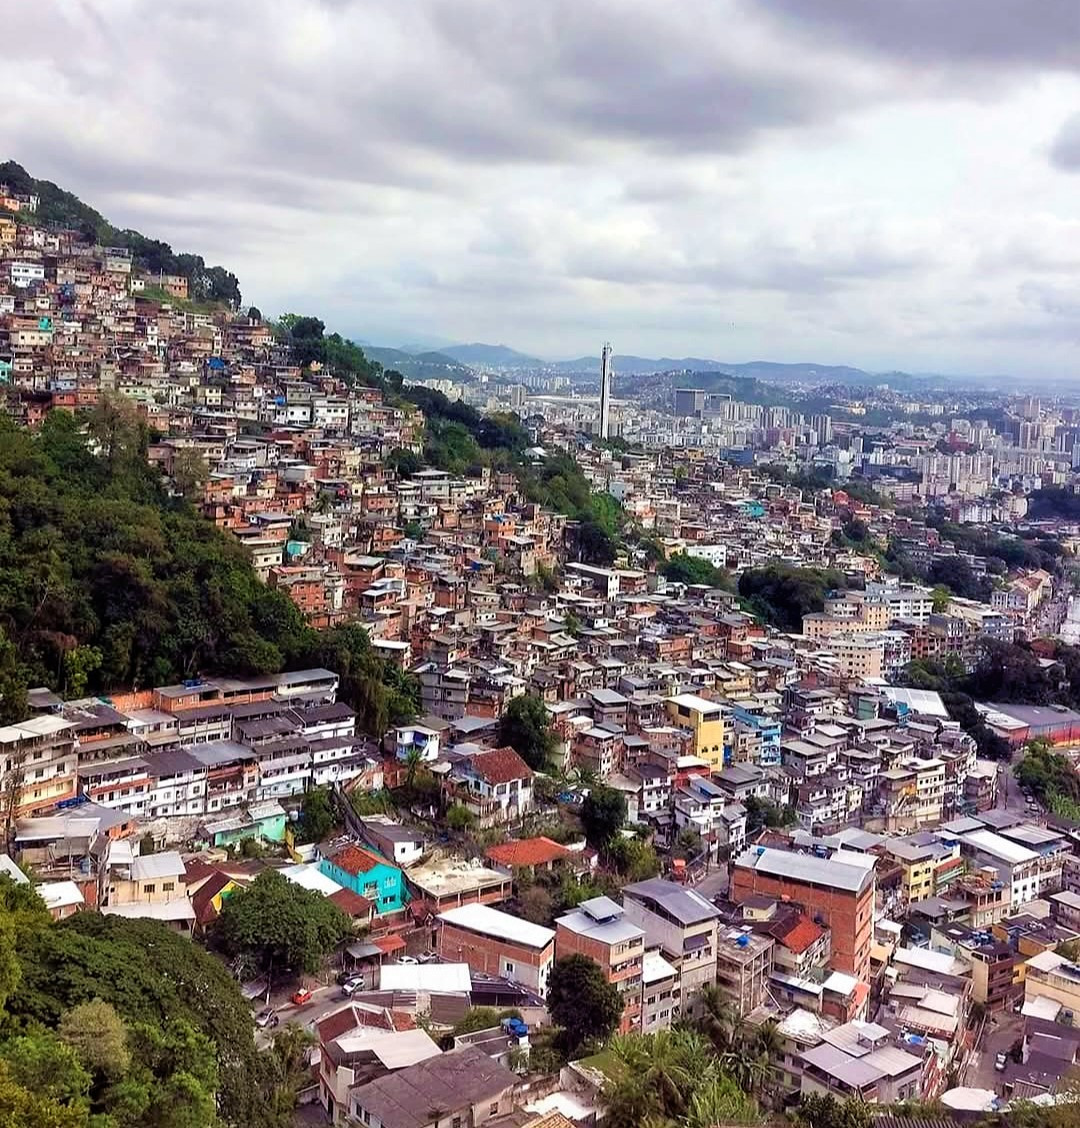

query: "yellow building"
xmin=666 ymin=693 xmax=728 ymax=772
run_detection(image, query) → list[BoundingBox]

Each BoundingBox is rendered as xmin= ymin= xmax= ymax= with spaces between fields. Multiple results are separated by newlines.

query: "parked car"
xmin=341 ymin=975 xmax=366 ymax=997
xmin=256 ymin=1007 xmax=279 ymax=1029
xmin=397 ymin=956 xmax=418 ymax=965
xmin=291 ymin=988 xmax=313 ymax=1006
xmin=417 ymin=952 xmax=438 ymax=963
xmin=995 ymin=1052 xmax=1008 ymax=1072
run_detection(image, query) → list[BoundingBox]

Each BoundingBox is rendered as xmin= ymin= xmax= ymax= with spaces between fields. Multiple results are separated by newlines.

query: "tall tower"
xmin=599 ymin=342 xmax=613 ymax=440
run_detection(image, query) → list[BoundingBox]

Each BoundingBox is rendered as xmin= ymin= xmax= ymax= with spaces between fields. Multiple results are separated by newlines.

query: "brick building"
xmin=555 ymin=895 xmax=645 ymax=1033
xmin=730 ymin=847 xmax=876 ymax=982
xmin=436 ymin=902 xmax=555 ymax=995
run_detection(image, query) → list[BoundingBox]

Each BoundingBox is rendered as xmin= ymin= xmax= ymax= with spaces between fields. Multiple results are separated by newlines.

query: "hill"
xmin=362 ymin=344 xmax=475 ymax=383
xmin=441 ymin=342 xmax=544 ymax=367
xmin=0 ymin=159 xmax=241 ymax=306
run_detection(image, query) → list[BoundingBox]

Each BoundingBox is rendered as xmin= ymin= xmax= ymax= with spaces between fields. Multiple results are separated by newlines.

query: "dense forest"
xmin=0 ymin=403 xmax=416 ymax=730
xmin=0 ymin=877 xmax=309 ymax=1127
xmin=0 ymin=161 xmax=241 ymax=307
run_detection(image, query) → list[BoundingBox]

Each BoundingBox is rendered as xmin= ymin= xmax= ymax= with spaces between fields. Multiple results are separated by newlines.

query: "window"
xmin=163 ymin=882 xmax=175 ymax=893
xmin=144 ymin=884 xmax=156 ymax=894
xmin=489 ymin=1103 xmax=499 ymax=1116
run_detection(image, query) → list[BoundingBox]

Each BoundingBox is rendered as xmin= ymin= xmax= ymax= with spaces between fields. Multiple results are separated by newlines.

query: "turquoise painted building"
xmin=201 ymin=801 xmax=287 ymax=848
xmin=319 ymin=844 xmax=405 ymax=914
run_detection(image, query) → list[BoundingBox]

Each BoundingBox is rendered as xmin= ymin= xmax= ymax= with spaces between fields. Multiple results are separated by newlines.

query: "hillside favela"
xmin=10 ymin=7 xmax=1080 ymax=1128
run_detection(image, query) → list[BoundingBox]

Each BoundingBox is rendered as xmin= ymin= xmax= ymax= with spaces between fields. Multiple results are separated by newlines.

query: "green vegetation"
xmin=794 ymin=1093 xmax=872 ymax=1128
xmin=661 ymin=552 xmax=734 ymax=588
xmin=547 ymin=954 xmax=623 ymax=1054
xmin=1017 ymin=740 xmax=1080 ymax=820
xmin=601 ymin=1029 xmax=762 ymax=1128
xmin=0 ymin=161 xmax=241 ymax=306
xmin=274 ymin=315 xmax=387 ymax=390
xmin=293 ymin=787 xmax=336 ymax=845
xmin=212 ymin=869 xmax=350 ymax=988
xmin=743 ymin=795 xmax=796 ymax=834
xmin=737 ymin=564 xmax=850 ymax=631
xmin=496 ymin=694 xmax=557 ymax=770
xmin=580 ymin=785 xmax=627 ymax=846
xmin=0 ymin=875 xmax=305 ymax=1126
xmin=0 ymin=407 xmax=418 ymax=732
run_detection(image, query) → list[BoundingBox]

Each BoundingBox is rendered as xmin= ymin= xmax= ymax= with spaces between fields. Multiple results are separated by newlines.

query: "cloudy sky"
xmin=9 ymin=1 xmax=1080 ymax=376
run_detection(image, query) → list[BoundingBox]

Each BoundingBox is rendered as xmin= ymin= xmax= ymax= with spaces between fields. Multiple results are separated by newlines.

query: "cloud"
xmin=3 ymin=0 xmax=1080 ymax=375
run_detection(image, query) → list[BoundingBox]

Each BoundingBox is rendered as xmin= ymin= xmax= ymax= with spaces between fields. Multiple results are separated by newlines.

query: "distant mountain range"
xmin=360 ymin=339 xmax=936 ymax=387
xmin=438 ymin=343 xmax=544 ymax=367
xmin=361 ymin=345 xmax=474 ymax=382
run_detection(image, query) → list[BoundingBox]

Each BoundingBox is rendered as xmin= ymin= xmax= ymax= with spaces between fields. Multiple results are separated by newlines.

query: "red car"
xmin=291 ymin=988 xmax=312 ymax=1006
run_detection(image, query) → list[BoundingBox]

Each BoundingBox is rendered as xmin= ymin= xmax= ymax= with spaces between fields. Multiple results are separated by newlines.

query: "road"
xmin=965 ymin=1012 xmax=1024 ymax=1092
xmin=254 ymin=984 xmax=341 ymax=1048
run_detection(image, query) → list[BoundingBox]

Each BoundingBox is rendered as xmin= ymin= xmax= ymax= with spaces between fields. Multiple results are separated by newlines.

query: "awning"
xmin=346 ymin=941 xmax=382 ymax=960
xmin=373 ymin=934 xmax=406 ymax=955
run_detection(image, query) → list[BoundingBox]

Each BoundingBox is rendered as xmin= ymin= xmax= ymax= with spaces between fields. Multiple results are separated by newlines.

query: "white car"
xmin=397 ymin=955 xmax=418 ymax=965
xmin=341 ymin=975 xmax=366 ymax=997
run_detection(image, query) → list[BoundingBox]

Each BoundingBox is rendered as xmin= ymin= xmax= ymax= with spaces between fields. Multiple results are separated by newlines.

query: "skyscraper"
xmin=599 ymin=342 xmax=613 ymax=439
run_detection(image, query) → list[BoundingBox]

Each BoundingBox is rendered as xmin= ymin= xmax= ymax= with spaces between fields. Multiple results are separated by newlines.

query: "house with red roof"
xmin=449 ymin=745 xmax=534 ymax=828
xmin=319 ymin=841 xmax=406 ymax=914
xmin=485 ymin=835 xmax=570 ymax=872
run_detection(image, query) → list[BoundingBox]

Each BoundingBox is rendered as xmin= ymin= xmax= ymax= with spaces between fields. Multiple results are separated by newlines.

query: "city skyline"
xmin=9 ymin=3 xmax=1080 ymax=377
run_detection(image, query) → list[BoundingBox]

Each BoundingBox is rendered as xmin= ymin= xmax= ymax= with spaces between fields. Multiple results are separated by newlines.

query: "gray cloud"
xmin=4 ymin=0 xmax=1080 ymax=375
xmin=757 ymin=1 xmax=1080 ymax=71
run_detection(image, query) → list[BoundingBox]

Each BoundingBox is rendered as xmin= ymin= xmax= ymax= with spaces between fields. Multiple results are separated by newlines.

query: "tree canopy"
xmin=737 ymin=565 xmax=850 ymax=631
xmin=496 ymin=694 xmax=556 ymax=770
xmin=547 ymin=954 xmax=623 ymax=1053
xmin=0 ymin=881 xmax=289 ymax=1126
xmin=213 ymin=869 xmax=349 ymax=985
xmin=661 ymin=553 xmax=733 ymax=589
xmin=580 ymin=785 xmax=627 ymax=846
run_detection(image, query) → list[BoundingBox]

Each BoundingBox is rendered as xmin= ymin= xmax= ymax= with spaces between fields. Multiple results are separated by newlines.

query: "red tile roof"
xmin=329 ymin=888 xmax=374 ymax=919
xmin=779 ymin=915 xmax=825 ymax=955
xmin=485 ymin=836 xmax=570 ymax=868
xmin=468 ymin=746 xmax=533 ymax=784
xmin=329 ymin=844 xmax=390 ymax=878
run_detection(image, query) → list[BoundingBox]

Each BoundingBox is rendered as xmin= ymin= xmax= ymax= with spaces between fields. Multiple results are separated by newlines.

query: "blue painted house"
xmin=319 ymin=843 xmax=405 ymax=914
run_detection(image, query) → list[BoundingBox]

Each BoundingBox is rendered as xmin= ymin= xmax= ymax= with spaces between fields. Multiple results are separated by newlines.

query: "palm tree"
xmin=697 ymin=985 xmax=739 ymax=1055
xmin=605 ymin=1032 xmax=700 ymax=1128
xmin=403 ymin=746 xmax=423 ymax=791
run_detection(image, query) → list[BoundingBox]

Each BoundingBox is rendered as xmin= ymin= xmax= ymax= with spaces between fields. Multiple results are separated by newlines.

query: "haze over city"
xmin=9 ymin=2 xmax=1080 ymax=376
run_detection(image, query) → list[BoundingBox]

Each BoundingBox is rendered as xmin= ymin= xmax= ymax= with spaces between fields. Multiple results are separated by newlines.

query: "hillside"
xmin=0 ymin=159 xmax=241 ymax=306
xmin=362 ymin=344 xmax=475 ymax=382
xmin=441 ymin=342 xmax=543 ymax=367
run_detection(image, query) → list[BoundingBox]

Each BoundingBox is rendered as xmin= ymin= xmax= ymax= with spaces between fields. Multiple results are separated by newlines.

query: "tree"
xmin=931 ymin=585 xmax=951 ymax=613
xmin=607 ymin=836 xmax=660 ymax=880
xmin=672 ymin=826 xmax=703 ymax=861
xmin=0 ymin=1062 xmax=86 ymax=1128
xmin=213 ymin=869 xmax=348 ymax=988
xmin=0 ymin=1031 xmax=90 ymax=1109
xmin=170 ymin=448 xmax=209 ymax=500
xmin=497 ymin=695 xmax=556 ymax=771
xmin=58 ymin=998 xmax=130 ymax=1081
xmin=257 ymin=1025 xmax=315 ymax=1128
xmin=446 ymin=804 xmax=474 ymax=831
xmin=294 ymin=787 xmax=336 ymax=845
xmin=246 ymin=306 xmax=262 ymax=321
xmin=738 ymin=565 xmax=849 ymax=631
xmin=796 ymin=1093 xmax=872 ymax=1128
xmin=547 ymin=954 xmax=622 ymax=1054
xmin=85 ymin=391 xmax=145 ymax=480
xmin=662 ymin=553 xmax=733 ymax=589
xmin=580 ymin=785 xmax=627 ymax=846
